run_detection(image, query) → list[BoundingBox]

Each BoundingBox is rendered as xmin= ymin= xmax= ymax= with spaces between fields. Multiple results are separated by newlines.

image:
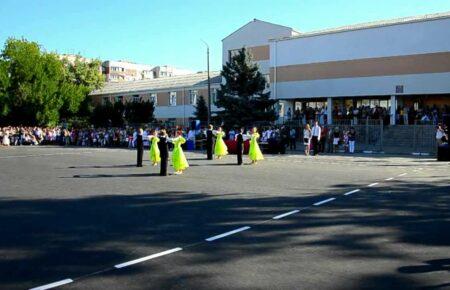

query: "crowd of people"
xmin=2 ymin=121 xmax=447 ymax=157
xmin=285 ymin=104 xmax=450 ymax=125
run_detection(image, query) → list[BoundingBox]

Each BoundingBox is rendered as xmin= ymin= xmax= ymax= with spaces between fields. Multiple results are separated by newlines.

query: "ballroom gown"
xmin=214 ymin=131 xmax=228 ymax=157
xmin=172 ymin=136 xmax=189 ymax=171
xmin=149 ymin=136 xmax=161 ymax=164
xmin=249 ymin=132 xmax=264 ymax=161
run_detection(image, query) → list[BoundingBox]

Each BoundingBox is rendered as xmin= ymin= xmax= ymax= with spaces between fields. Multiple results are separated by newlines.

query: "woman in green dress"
xmin=149 ymin=130 xmax=161 ymax=166
xmin=249 ymin=127 xmax=264 ymax=164
xmin=214 ymin=127 xmax=228 ymax=159
xmin=171 ymin=130 xmax=189 ymax=174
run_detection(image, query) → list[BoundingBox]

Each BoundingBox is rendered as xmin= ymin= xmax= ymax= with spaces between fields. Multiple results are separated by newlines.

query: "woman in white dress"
xmin=2 ymin=130 xmax=10 ymax=146
xmin=303 ymin=124 xmax=312 ymax=156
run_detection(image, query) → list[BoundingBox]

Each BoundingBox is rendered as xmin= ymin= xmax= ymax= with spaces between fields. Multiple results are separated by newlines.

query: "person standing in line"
xmin=158 ymin=129 xmax=169 ymax=176
xmin=332 ymin=127 xmax=340 ymax=153
xmin=436 ymin=124 xmax=446 ymax=146
xmin=311 ymin=121 xmax=321 ymax=156
xmin=303 ymin=124 xmax=312 ymax=156
xmin=348 ymin=127 xmax=356 ymax=153
xmin=171 ymin=130 xmax=189 ymax=175
xmin=214 ymin=127 xmax=228 ymax=159
xmin=235 ymin=127 xmax=245 ymax=165
xmin=206 ymin=124 xmax=214 ymax=160
xmin=249 ymin=127 xmax=264 ymax=164
xmin=136 ymin=128 xmax=144 ymax=167
xmin=289 ymin=127 xmax=297 ymax=150
xmin=149 ymin=129 xmax=161 ymax=167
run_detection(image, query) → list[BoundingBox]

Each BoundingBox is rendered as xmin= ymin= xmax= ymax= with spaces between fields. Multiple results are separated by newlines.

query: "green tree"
xmin=1 ymin=39 xmax=65 ymax=125
xmin=216 ymin=47 xmax=276 ymax=127
xmin=124 ymin=100 xmax=155 ymax=125
xmin=61 ymin=55 xmax=104 ymax=119
xmin=193 ymin=95 xmax=208 ymax=123
xmin=0 ymin=59 xmax=9 ymax=117
xmin=0 ymin=38 xmax=104 ymax=126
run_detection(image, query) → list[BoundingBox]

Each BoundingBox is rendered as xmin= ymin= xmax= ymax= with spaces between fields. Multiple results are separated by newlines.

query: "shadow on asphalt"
xmin=0 ymin=180 xmax=449 ymax=289
xmin=72 ymin=173 xmax=161 ymax=178
xmin=68 ymin=164 xmax=137 ymax=169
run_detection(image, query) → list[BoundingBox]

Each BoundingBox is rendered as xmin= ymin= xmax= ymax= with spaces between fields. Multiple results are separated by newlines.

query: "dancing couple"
xmin=146 ymin=129 xmax=189 ymax=176
xmin=206 ymin=125 xmax=263 ymax=165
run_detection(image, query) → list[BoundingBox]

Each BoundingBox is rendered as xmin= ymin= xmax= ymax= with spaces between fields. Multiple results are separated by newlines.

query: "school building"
xmin=222 ymin=12 xmax=450 ymax=125
xmin=90 ymin=72 xmax=221 ymax=126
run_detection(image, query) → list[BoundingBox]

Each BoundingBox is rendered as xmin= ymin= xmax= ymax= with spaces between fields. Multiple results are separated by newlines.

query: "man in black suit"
xmin=206 ymin=124 xmax=214 ymax=160
xmin=136 ymin=128 xmax=144 ymax=167
xmin=158 ymin=129 xmax=169 ymax=176
xmin=235 ymin=127 xmax=245 ymax=165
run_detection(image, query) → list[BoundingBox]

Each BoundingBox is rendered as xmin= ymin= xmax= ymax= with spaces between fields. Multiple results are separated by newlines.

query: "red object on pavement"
xmin=224 ymin=140 xmax=250 ymax=154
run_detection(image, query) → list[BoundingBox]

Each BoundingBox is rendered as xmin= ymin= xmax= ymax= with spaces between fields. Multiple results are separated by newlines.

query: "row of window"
xmin=103 ymin=89 xmax=218 ymax=106
xmin=111 ymin=66 xmax=125 ymax=72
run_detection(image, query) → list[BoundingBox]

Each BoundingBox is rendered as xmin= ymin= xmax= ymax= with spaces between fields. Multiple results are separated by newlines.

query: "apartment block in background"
xmin=102 ymin=60 xmax=194 ymax=82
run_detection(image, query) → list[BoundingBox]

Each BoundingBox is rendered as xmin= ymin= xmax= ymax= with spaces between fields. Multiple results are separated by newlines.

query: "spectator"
xmin=311 ymin=121 xmax=321 ymax=156
xmin=303 ymin=124 xmax=311 ymax=156
xmin=436 ymin=124 xmax=446 ymax=146
xmin=289 ymin=127 xmax=296 ymax=150
xmin=348 ymin=127 xmax=356 ymax=153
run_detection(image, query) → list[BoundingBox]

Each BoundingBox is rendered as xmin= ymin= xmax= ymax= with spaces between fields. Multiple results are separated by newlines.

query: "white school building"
xmin=222 ymin=12 xmax=450 ymax=125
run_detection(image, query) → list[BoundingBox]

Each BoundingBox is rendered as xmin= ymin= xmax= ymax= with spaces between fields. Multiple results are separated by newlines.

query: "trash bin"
xmin=186 ymin=140 xmax=195 ymax=151
xmin=437 ymin=144 xmax=450 ymax=161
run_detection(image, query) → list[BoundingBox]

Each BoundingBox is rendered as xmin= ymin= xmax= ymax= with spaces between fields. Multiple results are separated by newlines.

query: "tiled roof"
xmin=271 ymin=11 xmax=450 ymax=41
xmin=91 ymin=72 xmax=221 ymax=96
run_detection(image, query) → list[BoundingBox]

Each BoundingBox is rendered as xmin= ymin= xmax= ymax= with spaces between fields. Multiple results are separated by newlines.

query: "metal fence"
xmin=288 ymin=119 xmax=437 ymax=154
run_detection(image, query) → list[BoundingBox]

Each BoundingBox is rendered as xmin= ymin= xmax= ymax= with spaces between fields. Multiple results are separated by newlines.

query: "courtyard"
xmin=0 ymin=147 xmax=449 ymax=289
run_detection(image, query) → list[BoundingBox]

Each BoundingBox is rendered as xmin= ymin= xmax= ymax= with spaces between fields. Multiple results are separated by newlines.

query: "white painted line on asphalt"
xmin=205 ymin=226 xmax=251 ymax=242
xmin=385 ymin=177 xmax=394 ymax=181
xmin=368 ymin=183 xmax=379 ymax=187
xmin=114 ymin=248 xmax=182 ymax=269
xmin=273 ymin=210 xmax=300 ymax=220
xmin=313 ymin=198 xmax=336 ymax=206
xmin=398 ymin=173 xmax=407 ymax=177
xmin=344 ymin=189 xmax=360 ymax=196
xmin=30 ymin=279 xmax=73 ymax=290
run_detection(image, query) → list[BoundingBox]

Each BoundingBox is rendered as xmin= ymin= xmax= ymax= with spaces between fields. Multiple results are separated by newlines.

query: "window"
xmin=211 ymin=88 xmax=218 ymax=104
xmin=133 ymin=95 xmax=140 ymax=102
xmin=150 ymin=93 xmax=157 ymax=105
xmin=189 ymin=90 xmax=198 ymax=105
xmin=115 ymin=96 xmax=123 ymax=103
xmin=169 ymin=92 xmax=177 ymax=106
xmin=102 ymin=97 xmax=109 ymax=104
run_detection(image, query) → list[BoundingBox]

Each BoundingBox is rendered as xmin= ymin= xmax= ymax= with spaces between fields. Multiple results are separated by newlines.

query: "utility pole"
xmin=201 ymin=40 xmax=211 ymax=125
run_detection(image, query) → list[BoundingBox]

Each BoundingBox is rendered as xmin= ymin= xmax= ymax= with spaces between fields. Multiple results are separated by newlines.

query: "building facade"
xmin=223 ymin=12 xmax=450 ymax=125
xmin=90 ymin=72 xmax=221 ymax=126
xmin=102 ymin=61 xmax=194 ymax=82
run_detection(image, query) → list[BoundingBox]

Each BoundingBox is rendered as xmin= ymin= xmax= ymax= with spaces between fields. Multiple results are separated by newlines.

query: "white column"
xmin=327 ymin=97 xmax=333 ymax=125
xmin=390 ymin=95 xmax=396 ymax=125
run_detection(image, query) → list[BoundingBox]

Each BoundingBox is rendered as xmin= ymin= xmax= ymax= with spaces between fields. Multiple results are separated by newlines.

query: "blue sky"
xmin=1 ymin=0 xmax=450 ymax=71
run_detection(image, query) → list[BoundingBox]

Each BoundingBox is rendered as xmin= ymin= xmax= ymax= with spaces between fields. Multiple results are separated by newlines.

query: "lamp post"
xmin=201 ymin=40 xmax=211 ymax=125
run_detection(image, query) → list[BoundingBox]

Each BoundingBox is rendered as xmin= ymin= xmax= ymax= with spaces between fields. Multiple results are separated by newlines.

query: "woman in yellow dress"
xmin=249 ymin=127 xmax=264 ymax=164
xmin=214 ymin=127 xmax=228 ymax=159
xmin=148 ymin=130 xmax=161 ymax=166
xmin=171 ymin=130 xmax=189 ymax=174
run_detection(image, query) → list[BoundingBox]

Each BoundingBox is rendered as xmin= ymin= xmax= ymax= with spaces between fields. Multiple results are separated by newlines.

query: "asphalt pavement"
xmin=0 ymin=146 xmax=448 ymax=290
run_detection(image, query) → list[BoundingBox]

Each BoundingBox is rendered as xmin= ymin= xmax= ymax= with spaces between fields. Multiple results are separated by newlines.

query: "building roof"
xmin=271 ymin=11 xmax=450 ymax=42
xmin=222 ymin=18 xmax=299 ymax=41
xmin=91 ymin=72 xmax=221 ymax=96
